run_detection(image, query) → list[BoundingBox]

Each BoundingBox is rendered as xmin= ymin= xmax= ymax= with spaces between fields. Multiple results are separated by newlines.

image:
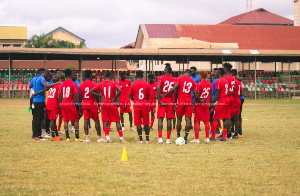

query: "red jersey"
xmin=215 ymin=77 xmax=229 ymax=101
xmin=130 ymin=79 xmax=150 ymax=109
xmin=118 ymin=79 xmax=131 ymax=102
xmin=46 ymin=84 xmax=60 ymax=111
xmin=93 ymin=80 xmax=119 ymax=104
xmin=225 ymin=74 xmax=235 ymax=96
xmin=159 ymin=74 xmax=176 ymax=103
xmin=148 ymin=82 xmax=157 ymax=101
xmin=176 ymin=75 xmax=196 ymax=104
xmin=196 ymin=80 xmax=212 ymax=104
xmin=59 ymin=79 xmax=78 ymax=106
xmin=79 ymin=80 xmax=97 ymax=106
xmin=234 ymin=78 xmax=242 ymax=100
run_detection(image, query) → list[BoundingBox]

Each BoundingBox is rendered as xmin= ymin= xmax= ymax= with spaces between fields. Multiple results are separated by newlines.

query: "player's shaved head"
xmin=85 ymin=70 xmax=92 ymax=79
xmin=136 ymin=70 xmax=144 ymax=78
xmin=164 ymin=66 xmax=172 ymax=74
xmin=218 ymin=68 xmax=225 ymax=76
xmin=223 ymin=63 xmax=233 ymax=72
xmin=65 ymin=69 xmax=72 ymax=78
xmin=37 ymin=68 xmax=45 ymax=75
xmin=184 ymin=69 xmax=192 ymax=76
xmin=231 ymin=69 xmax=238 ymax=76
xmin=105 ymin=71 xmax=112 ymax=79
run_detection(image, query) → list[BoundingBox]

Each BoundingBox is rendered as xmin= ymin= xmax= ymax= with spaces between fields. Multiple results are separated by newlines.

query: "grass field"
xmin=0 ymin=99 xmax=300 ymax=195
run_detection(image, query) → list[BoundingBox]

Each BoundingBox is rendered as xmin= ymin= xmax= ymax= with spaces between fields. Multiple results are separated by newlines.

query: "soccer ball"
xmin=175 ymin=137 xmax=185 ymax=146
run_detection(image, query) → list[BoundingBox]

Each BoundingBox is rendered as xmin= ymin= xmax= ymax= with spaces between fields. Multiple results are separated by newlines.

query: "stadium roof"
xmin=136 ymin=24 xmax=300 ymax=50
xmin=45 ymin=26 xmax=85 ymax=42
xmin=219 ymin=8 xmax=293 ymax=26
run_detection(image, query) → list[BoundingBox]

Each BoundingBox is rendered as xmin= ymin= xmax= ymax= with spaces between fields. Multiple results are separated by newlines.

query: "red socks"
xmin=108 ymin=121 xmax=112 ymax=129
xmin=167 ymin=131 xmax=171 ymax=139
xmin=211 ymin=121 xmax=218 ymax=139
xmin=204 ymin=122 xmax=210 ymax=139
xmin=104 ymin=128 xmax=109 ymax=136
xmin=158 ymin=130 xmax=162 ymax=138
xmin=222 ymin=129 xmax=227 ymax=139
xmin=218 ymin=121 xmax=222 ymax=129
xmin=150 ymin=116 xmax=155 ymax=128
xmin=58 ymin=114 xmax=62 ymax=131
xmin=118 ymin=130 xmax=123 ymax=137
xmin=194 ymin=122 xmax=200 ymax=139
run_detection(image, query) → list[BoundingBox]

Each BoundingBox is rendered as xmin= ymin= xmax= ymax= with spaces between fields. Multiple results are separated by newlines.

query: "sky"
xmin=0 ymin=0 xmax=294 ymax=48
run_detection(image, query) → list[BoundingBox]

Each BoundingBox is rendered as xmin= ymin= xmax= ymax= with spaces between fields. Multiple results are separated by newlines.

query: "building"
xmin=45 ymin=26 xmax=85 ymax=46
xmin=0 ymin=26 xmax=27 ymax=48
xmin=219 ymin=8 xmax=293 ymax=26
xmin=295 ymin=0 xmax=300 ymax=26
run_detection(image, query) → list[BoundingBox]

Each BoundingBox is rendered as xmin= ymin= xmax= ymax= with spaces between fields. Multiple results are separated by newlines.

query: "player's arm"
xmin=43 ymin=81 xmax=58 ymax=88
xmin=90 ymin=88 xmax=104 ymax=99
xmin=212 ymin=90 xmax=220 ymax=103
xmin=129 ymin=94 xmax=134 ymax=102
xmin=157 ymin=83 xmax=164 ymax=105
xmin=161 ymin=83 xmax=179 ymax=98
xmin=112 ymin=87 xmax=121 ymax=103
xmin=31 ymin=88 xmax=48 ymax=97
xmin=194 ymin=90 xmax=200 ymax=102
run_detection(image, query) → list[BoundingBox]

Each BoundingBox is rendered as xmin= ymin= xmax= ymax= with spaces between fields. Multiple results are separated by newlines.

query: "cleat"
xmin=51 ymin=137 xmax=60 ymax=141
xmin=232 ymin=135 xmax=238 ymax=139
xmin=66 ymin=138 xmax=72 ymax=142
xmin=106 ymin=139 xmax=112 ymax=143
xmin=166 ymin=139 xmax=172 ymax=144
xmin=56 ymin=135 xmax=63 ymax=140
xmin=75 ymin=138 xmax=83 ymax=142
xmin=130 ymin=127 xmax=136 ymax=132
xmin=97 ymin=138 xmax=105 ymax=143
xmin=146 ymin=140 xmax=151 ymax=144
xmin=157 ymin=138 xmax=163 ymax=144
xmin=209 ymin=138 xmax=216 ymax=142
xmin=83 ymin=139 xmax=91 ymax=142
xmin=120 ymin=139 xmax=126 ymax=143
xmin=172 ymin=128 xmax=176 ymax=132
xmin=238 ymin=134 xmax=243 ymax=138
xmin=139 ymin=140 xmax=143 ymax=144
xmin=205 ymin=138 xmax=210 ymax=143
xmin=219 ymin=138 xmax=227 ymax=141
xmin=42 ymin=134 xmax=51 ymax=138
xmin=190 ymin=139 xmax=200 ymax=143
xmin=122 ymin=127 xmax=125 ymax=131
xmin=89 ymin=128 xmax=93 ymax=133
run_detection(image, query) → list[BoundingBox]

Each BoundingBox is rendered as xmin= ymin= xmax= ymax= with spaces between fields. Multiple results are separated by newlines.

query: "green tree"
xmin=25 ymin=34 xmax=86 ymax=48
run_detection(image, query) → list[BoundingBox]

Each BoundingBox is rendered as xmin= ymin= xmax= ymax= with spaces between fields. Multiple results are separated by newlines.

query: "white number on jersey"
xmin=237 ymin=85 xmax=241 ymax=96
xmin=200 ymin=87 xmax=210 ymax=98
xmin=183 ymin=81 xmax=192 ymax=93
xmin=138 ymin=88 xmax=144 ymax=100
xmin=48 ymin=88 xmax=56 ymax=99
xmin=230 ymin=81 xmax=235 ymax=92
xmin=103 ymin=86 xmax=111 ymax=98
xmin=225 ymin=84 xmax=228 ymax=95
xmin=84 ymin=87 xmax=90 ymax=98
xmin=63 ymin=87 xmax=70 ymax=98
xmin=162 ymin=81 xmax=175 ymax=93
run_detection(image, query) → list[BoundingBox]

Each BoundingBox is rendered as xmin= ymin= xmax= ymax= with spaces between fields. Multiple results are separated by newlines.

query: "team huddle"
xmin=30 ymin=62 xmax=244 ymax=144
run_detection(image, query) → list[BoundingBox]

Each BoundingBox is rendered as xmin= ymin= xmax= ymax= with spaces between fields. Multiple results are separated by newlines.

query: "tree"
xmin=25 ymin=34 xmax=86 ymax=48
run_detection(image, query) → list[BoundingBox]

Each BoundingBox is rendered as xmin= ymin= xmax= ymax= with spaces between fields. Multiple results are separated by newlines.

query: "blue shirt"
xmin=33 ymin=74 xmax=46 ymax=103
xmin=73 ymin=80 xmax=80 ymax=103
xmin=212 ymin=77 xmax=219 ymax=99
xmin=29 ymin=76 xmax=37 ymax=89
xmin=191 ymin=74 xmax=200 ymax=103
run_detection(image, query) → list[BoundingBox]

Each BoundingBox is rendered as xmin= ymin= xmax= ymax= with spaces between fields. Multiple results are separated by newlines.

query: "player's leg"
xmin=204 ymin=121 xmax=210 ymax=142
xmin=83 ymin=119 xmax=90 ymax=142
xmin=238 ymin=99 xmax=244 ymax=137
xmin=210 ymin=119 xmax=219 ymax=141
xmin=220 ymin=118 xmax=230 ymax=141
xmin=166 ymin=118 xmax=172 ymax=144
xmin=41 ymin=113 xmax=47 ymax=136
xmin=137 ymin=125 xmax=143 ymax=143
xmin=120 ymin=113 xmax=125 ymax=130
xmin=70 ymin=121 xmax=75 ymax=133
xmin=95 ymin=120 xmax=104 ymax=142
xmin=232 ymin=115 xmax=239 ymax=139
xmin=176 ymin=115 xmax=183 ymax=138
xmin=191 ymin=120 xmax=200 ymax=143
xmin=35 ymin=102 xmax=46 ymax=139
xmin=129 ymin=112 xmax=134 ymax=131
xmin=157 ymin=118 xmax=164 ymax=144
xmin=57 ymin=111 xmax=62 ymax=132
xmin=63 ymin=120 xmax=71 ymax=141
xmin=103 ymin=121 xmax=111 ymax=142
xmin=183 ymin=116 xmax=192 ymax=144
xmin=73 ymin=120 xmax=82 ymax=141
xmin=150 ymin=111 xmax=155 ymax=131
xmin=116 ymin=121 xmax=125 ymax=143
xmin=144 ymin=125 xmax=150 ymax=143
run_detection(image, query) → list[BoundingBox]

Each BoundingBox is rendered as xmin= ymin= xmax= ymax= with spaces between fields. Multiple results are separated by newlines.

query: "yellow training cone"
xmin=121 ymin=147 xmax=128 ymax=161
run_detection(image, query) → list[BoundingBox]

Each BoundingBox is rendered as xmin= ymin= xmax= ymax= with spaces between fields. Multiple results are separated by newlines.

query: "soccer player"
xmin=58 ymin=69 xmax=82 ymax=142
xmin=157 ymin=65 xmax=177 ymax=144
xmin=118 ymin=72 xmax=134 ymax=131
xmin=130 ymin=70 xmax=150 ymax=143
xmin=210 ymin=68 xmax=231 ymax=142
xmin=193 ymin=71 xmax=213 ymax=143
xmin=148 ymin=74 xmax=157 ymax=131
xmin=231 ymin=69 xmax=243 ymax=139
xmin=162 ymin=69 xmax=196 ymax=144
xmin=90 ymin=71 xmax=125 ymax=143
xmin=70 ymin=70 xmax=81 ymax=133
xmin=223 ymin=63 xmax=235 ymax=139
xmin=210 ymin=68 xmax=222 ymax=134
xmin=79 ymin=70 xmax=105 ymax=143
xmin=45 ymin=70 xmax=62 ymax=141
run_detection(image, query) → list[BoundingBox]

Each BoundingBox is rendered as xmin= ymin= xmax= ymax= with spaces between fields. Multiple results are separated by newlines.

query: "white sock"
xmin=120 ymin=137 xmax=124 ymax=140
xmin=106 ymin=136 xmax=110 ymax=140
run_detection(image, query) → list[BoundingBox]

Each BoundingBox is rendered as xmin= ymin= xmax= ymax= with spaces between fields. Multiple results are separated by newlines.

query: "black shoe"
xmin=216 ymin=128 xmax=220 ymax=134
xmin=217 ymin=134 xmax=223 ymax=139
xmin=219 ymin=138 xmax=227 ymax=141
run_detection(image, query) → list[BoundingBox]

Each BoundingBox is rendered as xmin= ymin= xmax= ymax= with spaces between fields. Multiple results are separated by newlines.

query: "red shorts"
xmin=61 ymin=106 xmax=79 ymax=121
xmin=134 ymin=108 xmax=150 ymax=126
xmin=47 ymin=109 xmax=58 ymax=120
xmin=213 ymin=99 xmax=231 ymax=120
xmin=149 ymin=101 xmax=156 ymax=113
xmin=231 ymin=100 xmax=241 ymax=116
xmin=82 ymin=105 xmax=99 ymax=121
xmin=157 ymin=103 xmax=175 ymax=119
xmin=120 ymin=102 xmax=132 ymax=114
xmin=101 ymin=105 xmax=120 ymax=122
xmin=194 ymin=104 xmax=210 ymax=122
xmin=176 ymin=103 xmax=193 ymax=117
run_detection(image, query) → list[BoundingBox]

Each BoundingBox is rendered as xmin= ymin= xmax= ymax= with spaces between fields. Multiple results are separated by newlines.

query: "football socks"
xmin=118 ymin=130 xmax=123 ymax=138
xmin=211 ymin=121 xmax=218 ymax=140
xmin=65 ymin=130 xmax=70 ymax=139
xmin=104 ymin=127 xmax=109 ymax=136
xmin=158 ymin=130 xmax=162 ymax=138
xmin=238 ymin=127 xmax=243 ymax=135
xmin=204 ymin=122 xmax=210 ymax=139
xmin=167 ymin=131 xmax=171 ymax=139
xmin=150 ymin=116 xmax=155 ymax=128
xmin=194 ymin=122 xmax=200 ymax=140
xmin=222 ymin=129 xmax=227 ymax=139
xmin=75 ymin=130 xmax=79 ymax=139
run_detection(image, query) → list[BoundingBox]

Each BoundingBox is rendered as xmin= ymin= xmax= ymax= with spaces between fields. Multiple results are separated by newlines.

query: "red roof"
xmin=0 ymin=60 xmax=127 ymax=70
xmin=120 ymin=42 xmax=136 ymax=49
xmin=145 ymin=24 xmax=300 ymax=50
xmin=219 ymin=8 xmax=293 ymax=26
xmin=146 ymin=24 xmax=179 ymax=38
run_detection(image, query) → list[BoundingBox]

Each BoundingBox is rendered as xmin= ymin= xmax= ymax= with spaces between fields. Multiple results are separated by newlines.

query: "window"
xmin=13 ymin=44 xmax=21 ymax=48
xmin=3 ymin=44 xmax=10 ymax=48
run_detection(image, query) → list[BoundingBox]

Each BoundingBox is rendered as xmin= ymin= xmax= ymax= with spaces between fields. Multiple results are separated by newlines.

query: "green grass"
xmin=0 ymin=99 xmax=300 ymax=195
